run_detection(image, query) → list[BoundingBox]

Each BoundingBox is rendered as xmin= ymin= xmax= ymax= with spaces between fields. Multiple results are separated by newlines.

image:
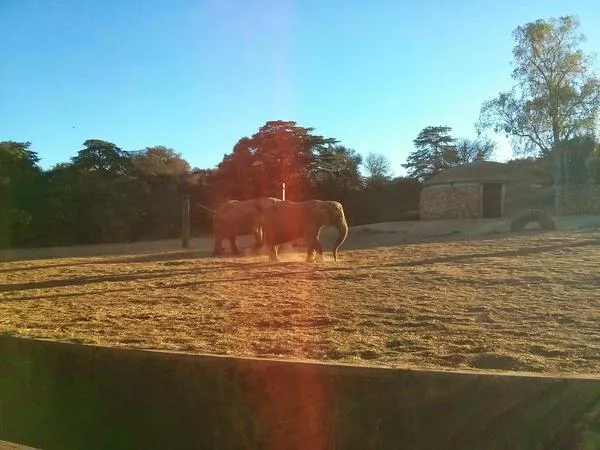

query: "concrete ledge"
xmin=1 ymin=335 xmax=600 ymax=449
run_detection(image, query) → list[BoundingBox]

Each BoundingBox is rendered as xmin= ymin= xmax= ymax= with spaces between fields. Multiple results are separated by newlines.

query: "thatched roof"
xmin=423 ymin=161 xmax=538 ymax=186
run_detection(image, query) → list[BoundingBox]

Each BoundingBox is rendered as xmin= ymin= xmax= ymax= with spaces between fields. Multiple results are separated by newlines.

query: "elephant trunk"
xmin=332 ymin=218 xmax=348 ymax=261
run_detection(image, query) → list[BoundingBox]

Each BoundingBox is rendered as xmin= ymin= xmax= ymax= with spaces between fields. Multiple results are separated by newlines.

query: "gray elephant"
xmin=261 ymin=200 xmax=348 ymax=262
xmin=212 ymin=197 xmax=281 ymax=256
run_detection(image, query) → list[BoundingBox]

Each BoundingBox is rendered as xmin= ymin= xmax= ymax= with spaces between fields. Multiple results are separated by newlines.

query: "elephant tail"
xmin=330 ymin=203 xmax=348 ymax=261
xmin=196 ymin=202 xmax=216 ymax=214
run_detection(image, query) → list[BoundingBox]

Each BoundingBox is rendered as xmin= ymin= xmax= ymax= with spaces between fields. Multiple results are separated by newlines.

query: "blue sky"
xmin=1 ymin=0 xmax=599 ymax=175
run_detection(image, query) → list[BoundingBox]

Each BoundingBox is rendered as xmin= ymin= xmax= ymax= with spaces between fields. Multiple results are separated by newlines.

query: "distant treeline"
xmin=2 ymin=119 xmax=597 ymax=249
xmin=0 ymin=121 xmax=421 ymax=249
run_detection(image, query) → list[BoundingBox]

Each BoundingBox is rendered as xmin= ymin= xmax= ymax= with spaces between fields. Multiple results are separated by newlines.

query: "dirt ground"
xmin=2 ymin=216 xmax=600 ymax=376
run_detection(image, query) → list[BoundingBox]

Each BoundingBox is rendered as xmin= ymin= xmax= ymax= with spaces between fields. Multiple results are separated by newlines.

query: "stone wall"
xmin=419 ymin=183 xmax=480 ymax=219
xmin=556 ymin=184 xmax=600 ymax=215
xmin=420 ymin=182 xmax=555 ymax=220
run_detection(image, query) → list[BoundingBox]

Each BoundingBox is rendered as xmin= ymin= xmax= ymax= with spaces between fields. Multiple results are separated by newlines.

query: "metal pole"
xmin=182 ymin=194 xmax=190 ymax=248
xmin=282 ymin=182 xmax=286 ymax=201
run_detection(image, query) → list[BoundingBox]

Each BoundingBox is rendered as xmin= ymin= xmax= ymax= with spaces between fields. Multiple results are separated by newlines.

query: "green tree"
xmin=478 ymin=16 xmax=600 ymax=185
xmin=212 ymin=137 xmax=262 ymax=200
xmin=188 ymin=168 xmax=217 ymax=234
xmin=43 ymin=144 xmax=194 ymax=245
xmin=44 ymin=162 xmax=84 ymax=245
xmin=213 ymin=120 xmax=337 ymax=201
xmin=402 ymin=126 xmax=457 ymax=182
xmin=62 ymin=140 xmax=135 ymax=243
xmin=129 ymin=146 xmax=192 ymax=239
xmin=131 ymin=146 xmax=190 ymax=179
xmin=559 ymin=135 xmax=600 ymax=184
xmin=72 ymin=139 xmax=132 ymax=175
xmin=0 ymin=141 xmax=44 ymax=247
xmin=312 ymin=144 xmax=363 ymax=199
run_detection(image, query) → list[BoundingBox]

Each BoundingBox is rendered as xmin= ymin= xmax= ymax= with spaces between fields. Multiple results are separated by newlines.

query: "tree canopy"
xmin=0 ymin=142 xmax=44 ymax=247
xmin=212 ymin=120 xmax=341 ymax=200
xmin=478 ymin=16 xmax=599 ymax=159
xmin=72 ymin=139 xmax=131 ymax=175
xmin=402 ymin=126 xmax=457 ymax=182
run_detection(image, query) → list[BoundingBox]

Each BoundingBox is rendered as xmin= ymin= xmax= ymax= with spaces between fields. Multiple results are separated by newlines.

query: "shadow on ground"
xmin=5 ymin=237 xmax=600 ymax=302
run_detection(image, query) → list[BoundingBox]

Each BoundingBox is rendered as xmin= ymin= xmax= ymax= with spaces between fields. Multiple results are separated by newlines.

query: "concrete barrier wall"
xmin=1 ymin=335 xmax=599 ymax=449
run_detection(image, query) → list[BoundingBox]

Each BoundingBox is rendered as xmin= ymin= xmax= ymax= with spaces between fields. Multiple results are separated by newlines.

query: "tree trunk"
xmin=182 ymin=195 xmax=190 ymax=248
xmin=552 ymin=118 xmax=562 ymax=214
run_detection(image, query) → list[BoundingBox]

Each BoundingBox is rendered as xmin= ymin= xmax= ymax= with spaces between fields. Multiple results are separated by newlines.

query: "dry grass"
xmin=2 ymin=225 xmax=600 ymax=376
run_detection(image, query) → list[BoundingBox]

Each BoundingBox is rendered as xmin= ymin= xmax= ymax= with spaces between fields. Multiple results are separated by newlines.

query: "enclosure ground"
xmin=2 ymin=218 xmax=600 ymax=375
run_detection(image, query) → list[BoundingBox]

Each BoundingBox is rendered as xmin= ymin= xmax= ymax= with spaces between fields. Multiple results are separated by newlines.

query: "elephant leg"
xmin=213 ymin=236 xmax=224 ymax=256
xmin=313 ymin=239 xmax=324 ymax=262
xmin=308 ymin=237 xmax=324 ymax=262
xmin=251 ymin=227 xmax=263 ymax=253
xmin=305 ymin=231 xmax=323 ymax=263
xmin=305 ymin=247 xmax=315 ymax=263
xmin=269 ymin=244 xmax=280 ymax=262
xmin=229 ymin=236 xmax=241 ymax=255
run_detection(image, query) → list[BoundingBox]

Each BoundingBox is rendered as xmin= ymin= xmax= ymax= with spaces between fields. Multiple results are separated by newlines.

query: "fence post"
xmin=182 ymin=194 xmax=190 ymax=248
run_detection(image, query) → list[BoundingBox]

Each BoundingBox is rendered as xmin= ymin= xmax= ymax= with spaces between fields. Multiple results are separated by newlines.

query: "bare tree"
xmin=455 ymin=137 xmax=496 ymax=164
xmin=364 ymin=152 xmax=392 ymax=185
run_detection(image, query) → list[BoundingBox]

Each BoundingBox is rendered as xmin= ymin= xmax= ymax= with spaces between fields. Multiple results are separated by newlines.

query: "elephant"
xmin=261 ymin=200 xmax=348 ymax=262
xmin=212 ymin=197 xmax=281 ymax=256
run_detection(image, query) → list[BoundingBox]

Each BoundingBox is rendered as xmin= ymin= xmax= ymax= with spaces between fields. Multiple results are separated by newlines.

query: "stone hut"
xmin=419 ymin=161 xmax=540 ymax=220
